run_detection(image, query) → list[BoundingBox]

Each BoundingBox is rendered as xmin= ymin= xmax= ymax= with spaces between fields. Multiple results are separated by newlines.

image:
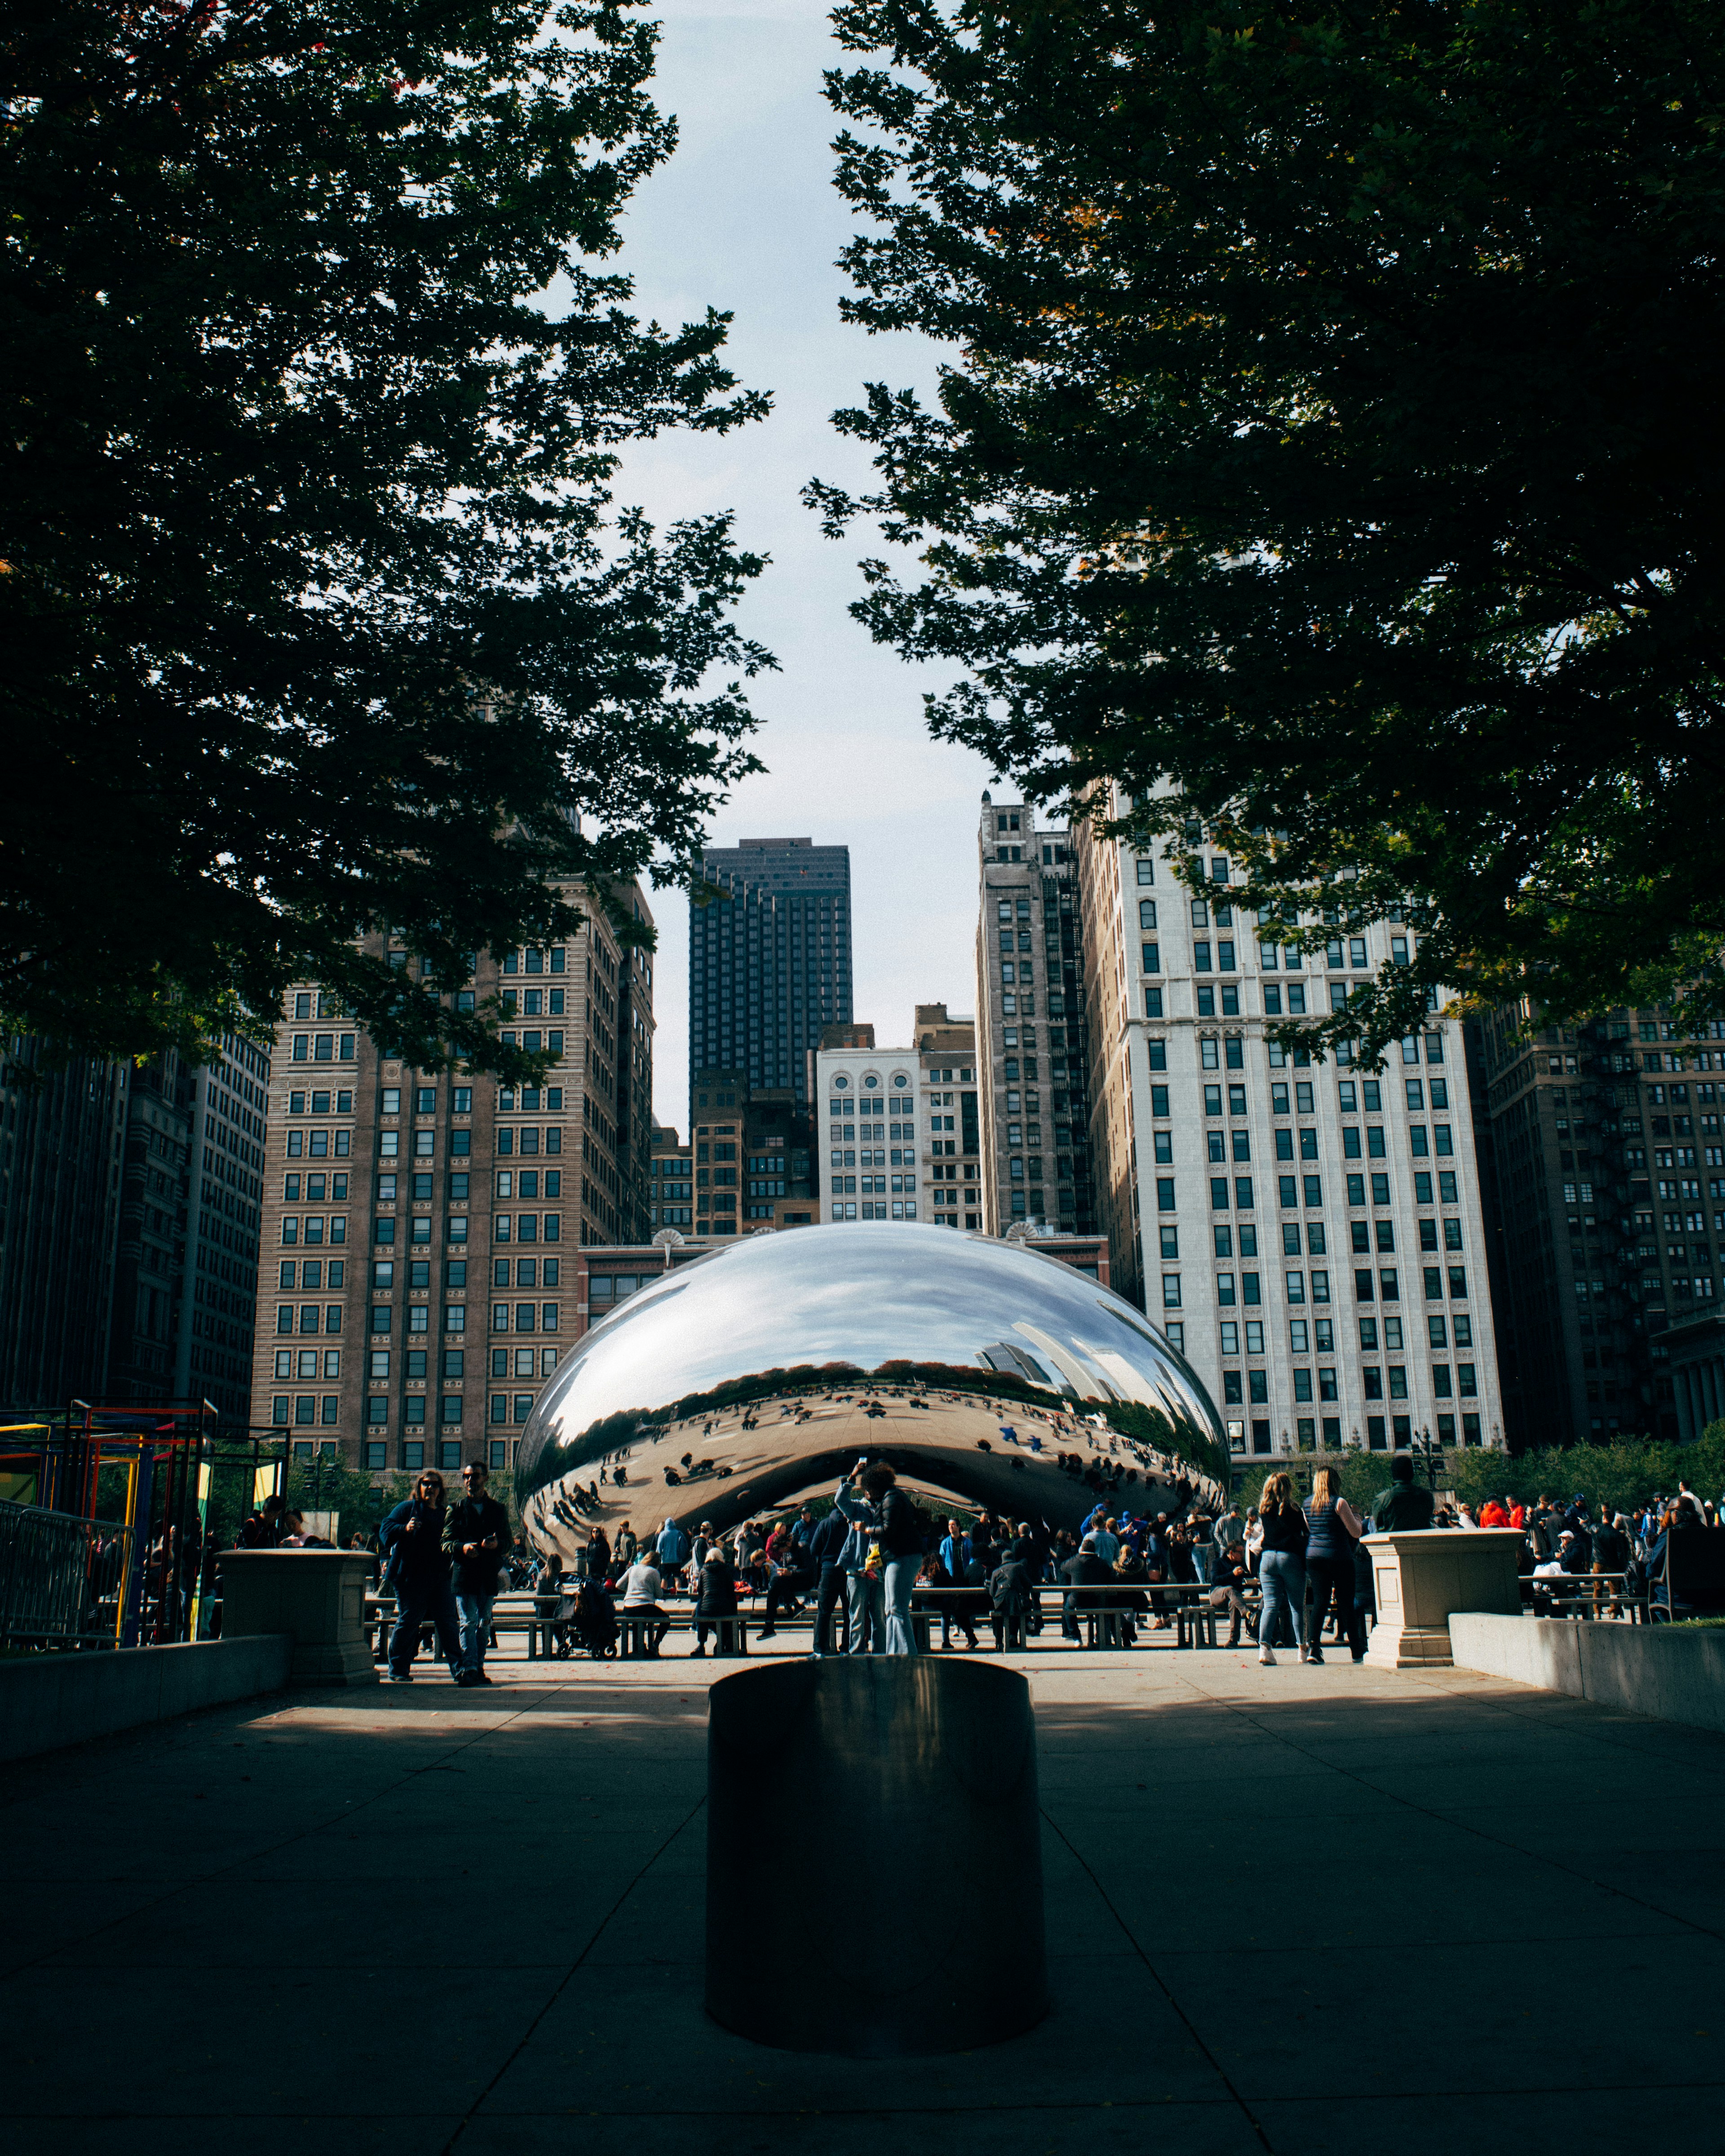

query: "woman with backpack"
xmin=1256 ymin=1471 xmax=1311 ymax=1667
xmin=1304 ymin=1465 xmax=1366 ymax=1663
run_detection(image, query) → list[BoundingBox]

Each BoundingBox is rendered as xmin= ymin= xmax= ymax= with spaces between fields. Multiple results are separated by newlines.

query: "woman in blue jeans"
xmin=861 ymin=1462 xmax=923 ymax=1654
xmin=1256 ymin=1471 xmax=1310 ymax=1667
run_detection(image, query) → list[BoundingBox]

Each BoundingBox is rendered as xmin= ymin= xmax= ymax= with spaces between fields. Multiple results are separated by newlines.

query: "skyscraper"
xmin=0 ymin=1042 xmax=128 ymax=1410
xmin=1469 ymin=1000 xmax=1725 ymax=1447
xmin=1074 ymin=785 xmax=1505 ymax=1473
xmin=0 ymin=1034 xmax=267 ymax=1427
xmin=691 ymin=838 xmax=851 ymax=1113
xmin=973 ymin=796 xmax=1096 ymax=1235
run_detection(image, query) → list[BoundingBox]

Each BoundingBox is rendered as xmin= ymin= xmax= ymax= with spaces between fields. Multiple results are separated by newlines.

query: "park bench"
xmin=1517 ymin=1569 xmax=1647 ymax=1623
xmin=617 ymin=1608 xmax=750 ymax=1657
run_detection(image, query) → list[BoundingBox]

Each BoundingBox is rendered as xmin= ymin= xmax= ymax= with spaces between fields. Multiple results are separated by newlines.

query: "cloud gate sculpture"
xmin=516 ymin=1223 xmax=1229 ymax=1561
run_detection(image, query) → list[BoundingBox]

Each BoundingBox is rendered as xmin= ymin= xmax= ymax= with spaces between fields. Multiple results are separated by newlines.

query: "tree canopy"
xmin=3 ymin=0 xmax=771 ymax=1080
xmin=813 ymin=0 xmax=1725 ymax=1059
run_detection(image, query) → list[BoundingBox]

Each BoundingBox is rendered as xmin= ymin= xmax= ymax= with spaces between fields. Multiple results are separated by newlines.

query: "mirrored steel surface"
xmin=516 ymin=1223 xmax=1227 ymax=1561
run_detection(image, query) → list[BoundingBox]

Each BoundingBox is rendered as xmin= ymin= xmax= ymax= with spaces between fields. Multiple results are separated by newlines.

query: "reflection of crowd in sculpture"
xmin=526 ymin=1457 xmax=1233 ymax=1661
xmin=529 ymin=1384 xmax=1225 ymax=1568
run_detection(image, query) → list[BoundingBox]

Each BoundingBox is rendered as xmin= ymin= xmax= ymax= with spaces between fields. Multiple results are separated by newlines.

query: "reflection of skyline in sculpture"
xmin=516 ymin=1224 xmax=1227 ymax=1558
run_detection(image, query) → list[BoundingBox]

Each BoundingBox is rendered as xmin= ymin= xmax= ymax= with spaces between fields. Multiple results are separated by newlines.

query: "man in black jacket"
xmin=380 ymin=1470 xmax=462 ymax=1683
xmin=442 ymin=1460 xmax=513 ymax=1687
xmin=806 ymin=1504 xmax=851 ymax=1656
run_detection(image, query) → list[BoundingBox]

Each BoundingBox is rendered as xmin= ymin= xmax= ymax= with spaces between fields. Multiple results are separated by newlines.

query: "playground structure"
xmin=0 ymin=1404 xmax=292 ymax=1651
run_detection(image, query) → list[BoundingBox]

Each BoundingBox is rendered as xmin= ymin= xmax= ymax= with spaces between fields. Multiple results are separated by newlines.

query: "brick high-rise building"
xmin=684 ymin=1067 xmax=817 ymax=1236
xmin=1074 ymin=787 xmax=1505 ymax=1473
xmin=974 ymin=796 xmax=1096 ymax=1235
xmin=251 ymin=888 xmax=654 ymax=1475
xmin=690 ymin=837 xmax=851 ymax=1113
xmin=648 ymin=1125 xmax=694 ymax=1235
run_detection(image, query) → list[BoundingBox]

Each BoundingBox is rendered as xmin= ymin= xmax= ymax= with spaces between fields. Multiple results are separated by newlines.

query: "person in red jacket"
xmin=1478 ymin=1496 xmax=1510 ymax=1529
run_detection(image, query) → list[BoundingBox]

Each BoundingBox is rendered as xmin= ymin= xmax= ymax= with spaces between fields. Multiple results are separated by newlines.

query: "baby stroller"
xmin=566 ymin=1582 xmax=619 ymax=1659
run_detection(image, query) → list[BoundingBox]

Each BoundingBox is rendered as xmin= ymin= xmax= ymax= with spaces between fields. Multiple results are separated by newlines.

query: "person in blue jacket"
xmin=656 ymin=1517 xmax=691 ymax=1591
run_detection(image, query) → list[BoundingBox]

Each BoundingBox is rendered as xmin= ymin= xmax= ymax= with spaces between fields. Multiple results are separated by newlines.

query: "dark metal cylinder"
xmin=704 ymin=1656 xmax=1047 ymax=2055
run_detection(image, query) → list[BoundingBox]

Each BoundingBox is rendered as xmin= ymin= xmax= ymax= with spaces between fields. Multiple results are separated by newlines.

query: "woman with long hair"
xmin=1256 ymin=1471 xmax=1311 ymax=1667
xmin=862 ymin=1462 xmax=924 ymax=1654
xmin=1304 ymin=1465 xmax=1367 ymax=1663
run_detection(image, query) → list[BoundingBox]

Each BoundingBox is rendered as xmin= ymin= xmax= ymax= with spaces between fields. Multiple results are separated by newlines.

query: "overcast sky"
xmin=608 ymin=0 xmax=998 ymax=1134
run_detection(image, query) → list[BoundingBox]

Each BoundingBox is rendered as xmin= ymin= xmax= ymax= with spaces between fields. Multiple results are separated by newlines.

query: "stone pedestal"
xmin=219 ymin=1551 xmax=379 ymax=1687
xmin=1364 ymin=1529 xmax=1523 ymax=1669
xmin=705 ymin=1656 xmax=1046 ymax=2055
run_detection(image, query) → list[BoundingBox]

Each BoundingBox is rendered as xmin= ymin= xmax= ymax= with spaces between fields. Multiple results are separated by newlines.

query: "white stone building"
xmin=815 ymin=1023 xmax=978 ymax=1227
xmin=1074 ymin=786 xmax=1505 ymax=1470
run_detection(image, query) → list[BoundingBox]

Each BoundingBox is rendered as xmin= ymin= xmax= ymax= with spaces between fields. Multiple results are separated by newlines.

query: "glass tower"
xmin=691 ymin=838 xmax=852 ymax=1111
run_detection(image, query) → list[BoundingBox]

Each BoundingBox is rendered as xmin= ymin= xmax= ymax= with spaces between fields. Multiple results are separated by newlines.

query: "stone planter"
xmin=1363 ymin=1528 xmax=1523 ymax=1669
xmin=219 ymin=1550 xmax=379 ymax=1687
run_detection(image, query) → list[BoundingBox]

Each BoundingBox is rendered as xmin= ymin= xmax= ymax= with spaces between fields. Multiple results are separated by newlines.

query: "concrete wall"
xmin=1450 ymin=1613 xmax=1725 ymax=1735
xmin=0 ymin=1635 xmax=292 ymax=1765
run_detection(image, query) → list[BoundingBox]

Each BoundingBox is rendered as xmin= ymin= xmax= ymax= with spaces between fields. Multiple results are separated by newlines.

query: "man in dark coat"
xmin=442 ymin=1460 xmax=513 ymax=1687
xmin=1370 ymin=1453 xmax=1436 ymax=1532
xmin=380 ymin=1470 xmax=462 ymax=1683
xmin=807 ymin=1504 xmax=851 ymax=1656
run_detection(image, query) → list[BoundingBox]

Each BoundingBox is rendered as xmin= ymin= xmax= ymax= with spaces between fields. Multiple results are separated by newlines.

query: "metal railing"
xmin=0 ymin=1500 xmax=133 ymax=1650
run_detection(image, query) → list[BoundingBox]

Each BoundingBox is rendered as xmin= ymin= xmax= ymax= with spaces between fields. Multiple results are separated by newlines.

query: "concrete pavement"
xmin=3 ymin=1641 xmax=1720 ymax=2155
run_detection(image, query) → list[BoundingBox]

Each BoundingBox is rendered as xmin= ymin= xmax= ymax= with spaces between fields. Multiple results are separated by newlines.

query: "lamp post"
xmin=1407 ymin=1424 xmax=1443 ymax=1492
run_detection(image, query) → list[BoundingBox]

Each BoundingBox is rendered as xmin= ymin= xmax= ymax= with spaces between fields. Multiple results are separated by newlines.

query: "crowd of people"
xmin=511 ymin=1451 xmax=1723 ymax=1670
xmin=225 ymin=1451 xmax=1716 ymax=1679
xmin=519 ymin=1455 xmax=1335 ymax=1662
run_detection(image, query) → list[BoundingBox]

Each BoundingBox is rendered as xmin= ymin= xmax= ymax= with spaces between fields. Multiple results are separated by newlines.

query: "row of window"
xmin=1216 ymin=1363 xmax=1478 ymax=1404
xmin=831 ymin=1201 xmax=918 ymax=1219
xmin=277 ymin=1304 xmax=343 ymax=1334
xmin=288 ymin=1034 xmax=357 ymax=1063
xmin=829 ymin=1175 xmax=917 ymax=1195
xmin=283 ymin=1175 xmax=348 ymax=1201
xmin=1161 ymin=1264 xmax=1468 ymax=1308
xmin=275 ymin=1349 xmax=341 ymax=1379
xmin=494 ymin=1028 xmax=564 ymax=1056
xmin=494 ymin=1173 xmax=561 ymax=1198
xmin=1166 ymin=1218 xmax=1459 ymax=1263
xmin=370 ymin=1304 xmax=470 ymax=1334
xmin=281 ymin=1215 xmax=345 ymax=1246
xmin=285 ymin=1130 xmax=351 ymax=1158
xmin=1191 ymin=1078 xmax=1451 ymax=1119
xmin=278 ymin=1258 xmax=487 ymax=1291
xmin=489 ymin=1303 xmax=559 ymax=1332
xmin=492 ymin=1214 xmax=562 ymax=1242
xmin=1211 ymin=1312 xmax=1477 ymax=1354
xmin=361 ymin=1343 xmax=560 ymax=1378
xmin=347 ymin=1394 xmax=540 ymax=1428
xmin=1222 ymin=1414 xmax=1486 ymax=1454
xmin=323 ymin=1439 xmax=515 ymax=1471
xmin=1194 ymin=1172 xmax=1463 ymax=1211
